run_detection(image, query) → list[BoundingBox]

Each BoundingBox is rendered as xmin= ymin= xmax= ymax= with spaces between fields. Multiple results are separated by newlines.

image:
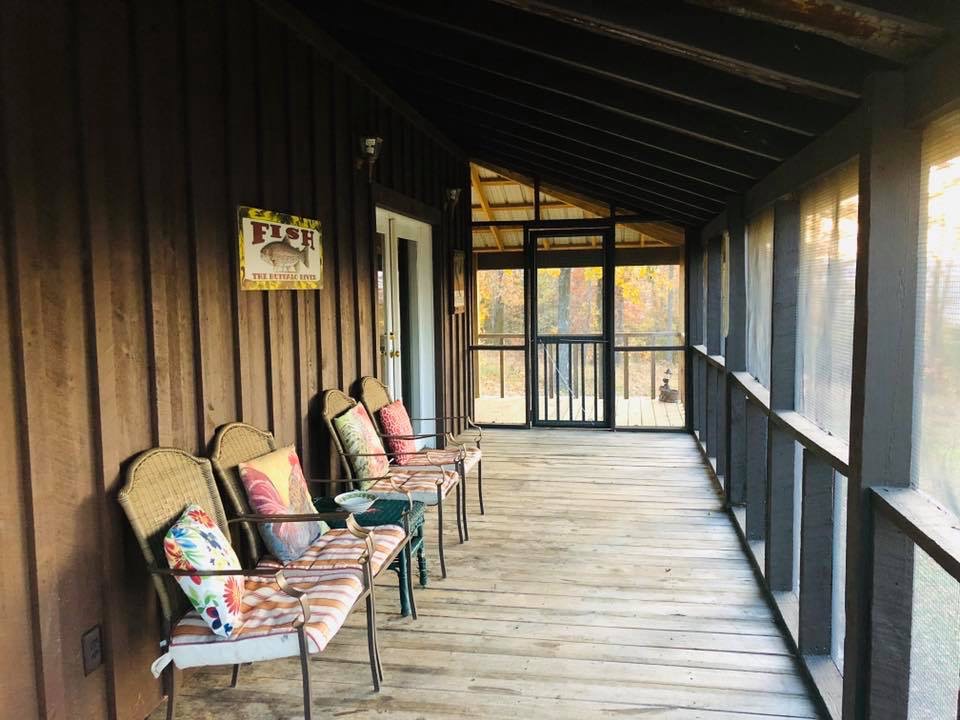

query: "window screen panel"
xmin=796 ymin=160 xmax=859 ymax=441
xmin=913 ymin=109 xmax=960 ymax=517
xmin=746 ymin=208 xmax=774 ymax=387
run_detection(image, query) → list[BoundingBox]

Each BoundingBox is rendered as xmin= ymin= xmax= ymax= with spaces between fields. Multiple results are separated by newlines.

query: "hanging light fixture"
xmin=444 ymin=187 xmax=462 ymax=213
xmin=356 ymin=135 xmax=383 ymax=182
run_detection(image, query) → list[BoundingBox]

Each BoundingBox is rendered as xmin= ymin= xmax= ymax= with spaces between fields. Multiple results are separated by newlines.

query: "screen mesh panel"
xmin=832 ymin=472 xmax=848 ymax=673
xmin=796 ymin=160 xmax=859 ymax=441
xmin=746 ymin=208 xmax=774 ymax=387
xmin=908 ymin=547 xmax=960 ymax=719
xmin=913 ymin=109 xmax=960 ymax=517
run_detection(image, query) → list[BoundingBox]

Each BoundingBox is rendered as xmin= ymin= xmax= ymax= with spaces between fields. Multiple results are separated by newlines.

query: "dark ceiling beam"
xmin=357 ymin=39 xmax=807 ymax=159
xmin=433 ymin=112 xmax=726 ymax=212
xmin=433 ymin=110 xmax=728 ymax=204
xmin=373 ymin=64 xmax=776 ymax=179
xmin=470 ymin=153 xmax=701 ymax=226
xmin=489 ymin=0 xmax=890 ymax=99
xmin=467 ymin=136 xmax=720 ymax=218
xmin=319 ymin=0 xmax=837 ymax=134
xmin=404 ymin=92 xmax=750 ymax=194
xmin=465 ymin=142 xmax=712 ymax=223
xmin=686 ymin=0 xmax=947 ymax=61
xmin=467 ymin=147 xmax=694 ymax=224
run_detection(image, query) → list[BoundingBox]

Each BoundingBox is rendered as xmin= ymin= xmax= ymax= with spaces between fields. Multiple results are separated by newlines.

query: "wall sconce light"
xmin=444 ymin=187 xmax=462 ymax=212
xmin=356 ymin=135 xmax=383 ymax=181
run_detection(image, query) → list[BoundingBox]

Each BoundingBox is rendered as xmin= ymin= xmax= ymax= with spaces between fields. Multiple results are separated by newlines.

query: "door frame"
xmin=526 ymin=226 xmax=615 ymax=429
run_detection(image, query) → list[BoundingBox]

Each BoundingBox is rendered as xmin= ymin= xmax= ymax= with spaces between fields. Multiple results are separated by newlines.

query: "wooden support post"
xmin=745 ymin=400 xmax=768 ymax=542
xmin=765 ymin=426 xmax=795 ymax=591
xmin=845 ymin=72 xmax=922 ymax=720
xmin=867 ymin=515 xmax=915 ymax=720
xmin=706 ymin=365 xmax=717 ymax=459
xmin=716 ymin=371 xmax=728 ymax=479
xmin=769 ymin=196 xmax=799 ymax=411
xmin=698 ymin=358 xmax=708 ymax=448
xmin=706 ymin=235 xmax=722 ymax=357
xmin=724 ymin=199 xmax=746 ymax=502
xmin=728 ymin=390 xmax=747 ymax=505
xmin=799 ymin=448 xmax=835 ymax=655
xmin=725 ymin=198 xmax=746 ymax=373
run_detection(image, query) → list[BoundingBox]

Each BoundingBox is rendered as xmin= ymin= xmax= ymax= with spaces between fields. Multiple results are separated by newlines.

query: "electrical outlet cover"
xmin=82 ymin=625 xmax=102 ymax=675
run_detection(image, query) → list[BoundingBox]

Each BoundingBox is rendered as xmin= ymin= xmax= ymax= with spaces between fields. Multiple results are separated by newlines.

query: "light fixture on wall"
xmin=356 ymin=135 xmax=383 ymax=182
xmin=444 ymin=187 xmax=462 ymax=213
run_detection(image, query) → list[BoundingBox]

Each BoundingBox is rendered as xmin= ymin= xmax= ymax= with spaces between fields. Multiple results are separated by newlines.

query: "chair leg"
xmin=437 ymin=494 xmax=447 ymax=579
xmin=478 ymin=457 xmax=485 ymax=515
xmin=405 ymin=539 xmax=418 ymax=620
xmin=296 ymin=628 xmax=312 ymax=720
xmin=455 ymin=476 xmax=464 ymax=544
xmin=418 ymin=525 xmax=429 ymax=587
xmin=165 ymin=662 xmax=176 ymax=720
xmin=460 ymin=460 xmax=469 ymax=542
xmin=365 ymin=593 xmax=381 ymax=691
xmin=395 ymin=547 xmax=411 ymax=617
xmin=229 ymin=663 xmax=241 ymax=688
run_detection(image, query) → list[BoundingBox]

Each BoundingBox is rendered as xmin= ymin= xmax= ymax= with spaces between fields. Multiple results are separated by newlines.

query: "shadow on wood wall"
xmin=0 ymin=1 xmax=470 ymax=718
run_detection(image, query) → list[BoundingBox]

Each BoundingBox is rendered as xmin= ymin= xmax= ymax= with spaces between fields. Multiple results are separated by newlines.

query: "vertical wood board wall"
xmin=0 ymin=1 xmax=469 ymax=718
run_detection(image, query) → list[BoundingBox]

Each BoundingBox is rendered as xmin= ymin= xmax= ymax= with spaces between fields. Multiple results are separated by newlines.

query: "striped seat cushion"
xmin=257 ymin=525 xmax=406 ymax=576
xmin=366 ymin=469 xmax=459 ymax=505
xmin=402 ymin=445 xmax=482 ymax=475
xmin=164 ymin=569 xmax=363 ymax=669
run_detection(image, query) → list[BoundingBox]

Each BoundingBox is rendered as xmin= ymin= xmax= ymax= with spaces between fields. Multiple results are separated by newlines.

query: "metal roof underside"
xmin=301 ymin=0 xmax=956 ymax=228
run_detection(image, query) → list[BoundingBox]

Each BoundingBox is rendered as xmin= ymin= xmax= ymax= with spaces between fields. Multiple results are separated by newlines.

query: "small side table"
xmin=314 ymin=497 xmax=428 ymax=616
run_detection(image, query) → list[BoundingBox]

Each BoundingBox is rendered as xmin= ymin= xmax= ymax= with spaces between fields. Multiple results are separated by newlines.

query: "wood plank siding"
xmin=148 ymin=428 xmax=821 ymax=719
xmin=0 ymin=2 xmax=469 ymax=718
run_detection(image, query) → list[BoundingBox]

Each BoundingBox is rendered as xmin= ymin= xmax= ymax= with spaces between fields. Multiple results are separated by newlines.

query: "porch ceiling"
xmin=303 ymin=0 xmax=955 ymax=227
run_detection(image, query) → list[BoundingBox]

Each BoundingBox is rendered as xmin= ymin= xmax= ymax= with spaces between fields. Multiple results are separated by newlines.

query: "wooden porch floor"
xmin=155 ymin=429 xmax=821 ymax=719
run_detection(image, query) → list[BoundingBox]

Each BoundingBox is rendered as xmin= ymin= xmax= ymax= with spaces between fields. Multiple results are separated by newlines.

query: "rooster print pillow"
xmin=164 ymin=504 xmax=244 ymax=638
xmin=238 ymin=445 xmax=329 ymax=562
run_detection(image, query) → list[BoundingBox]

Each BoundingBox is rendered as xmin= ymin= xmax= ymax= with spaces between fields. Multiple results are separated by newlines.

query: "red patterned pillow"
xmin=378 ymin=400 xmax=417 ymax=465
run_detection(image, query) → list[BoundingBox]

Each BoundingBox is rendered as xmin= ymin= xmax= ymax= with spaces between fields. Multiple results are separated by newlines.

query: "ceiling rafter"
xmin=324 ymin=0 xmax=841 ymax=132
xmin=380 ymin=68 xmax=774 ymax=178
xmin=470 ymin=164 xmax=504 ymax=250
xmin=468 ymin=140 xmax=711 ymax=221
xmin=488 ymin=0 xmax=889 ymax=99
xmin=430 ymin=110 xmax=729 ymax=204
xmin=469 ymin=149 xmax=704 ymax=224
xmin=360 ymin=41 xmax=801 ymax=160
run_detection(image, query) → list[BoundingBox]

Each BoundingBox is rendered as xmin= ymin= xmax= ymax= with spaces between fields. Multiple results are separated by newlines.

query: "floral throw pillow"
xmin=333 ymin=404 xmax=390 ymax=487
xmin=378 ymin=400 xmax=417 ymax=465
xmin=238 ymin=446 xmax=329 ymax=562
xmin=164 ymin=504 xmax=244 ymax=638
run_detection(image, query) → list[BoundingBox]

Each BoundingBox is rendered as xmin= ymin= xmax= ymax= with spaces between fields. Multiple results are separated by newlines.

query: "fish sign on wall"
xmin=237 ymin=206 xmax=323 ymax=290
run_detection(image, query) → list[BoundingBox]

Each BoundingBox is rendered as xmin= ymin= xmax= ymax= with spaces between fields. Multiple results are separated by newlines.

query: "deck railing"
xmin=471 ymin=330 xmax=684 ymax=401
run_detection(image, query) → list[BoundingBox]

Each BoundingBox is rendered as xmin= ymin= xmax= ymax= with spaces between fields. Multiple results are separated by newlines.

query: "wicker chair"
xmin=209 ymin=421 xmax=418 ymax=617
xmin=360 ymin=376 xmax=485 ymax=526
xmin=118 ymin=447 xmax=381 ymax=720
xmin=322 ymin=388 xmax=463 ymax=579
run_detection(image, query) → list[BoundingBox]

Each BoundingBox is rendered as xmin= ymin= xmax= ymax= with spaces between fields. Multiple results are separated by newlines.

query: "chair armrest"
xmin=410 ymin=415 xmax=483 ymax=442
xmin=230 ymin=512 xmax=349 ymax=524
xmin=380 ymin=432 xmax=447 ymax=441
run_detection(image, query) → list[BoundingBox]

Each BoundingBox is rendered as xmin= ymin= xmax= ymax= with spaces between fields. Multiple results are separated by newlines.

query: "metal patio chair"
xmin=360 ymin=375 xmax=486 ymax=523
xmin=118 ymin=447 xmax=381 ymax=720
xmin=209 ymin=421 xmax=420 ymax=616
xmin=322 ymin=388 xmax=464 ymax=578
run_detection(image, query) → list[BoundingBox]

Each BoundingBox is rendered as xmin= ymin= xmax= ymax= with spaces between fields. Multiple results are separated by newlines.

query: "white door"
xmin=380 ymin=218 xmax=403 ymax=399
xmin=375 ymin=208 xmax=436 ymax=442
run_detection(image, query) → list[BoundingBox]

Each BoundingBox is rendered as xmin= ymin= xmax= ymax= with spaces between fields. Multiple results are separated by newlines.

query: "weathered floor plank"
xmin=152 ymin=428 xmax=821 ymax=719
